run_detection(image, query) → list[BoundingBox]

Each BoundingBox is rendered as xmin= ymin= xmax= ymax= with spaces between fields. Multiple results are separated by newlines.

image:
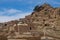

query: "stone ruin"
xmin=0 ymin=3 xmax=60 ymax=40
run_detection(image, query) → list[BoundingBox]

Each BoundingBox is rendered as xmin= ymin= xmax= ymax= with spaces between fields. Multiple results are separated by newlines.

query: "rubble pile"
xmin=0 ymin=3 xmax=60 ymax=40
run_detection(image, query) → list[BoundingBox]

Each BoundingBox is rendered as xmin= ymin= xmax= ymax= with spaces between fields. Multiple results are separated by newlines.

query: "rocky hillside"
xmin=0 ymin=3 xmax=60 ymax=40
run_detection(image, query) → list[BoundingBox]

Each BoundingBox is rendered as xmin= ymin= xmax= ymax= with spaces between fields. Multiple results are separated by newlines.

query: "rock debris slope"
xmin=0 ymin=3 xmax=60 ymax=40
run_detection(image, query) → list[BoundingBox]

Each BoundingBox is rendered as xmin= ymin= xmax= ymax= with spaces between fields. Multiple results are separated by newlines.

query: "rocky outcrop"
xmin=0 ymin=3 xmax=60 ymax=40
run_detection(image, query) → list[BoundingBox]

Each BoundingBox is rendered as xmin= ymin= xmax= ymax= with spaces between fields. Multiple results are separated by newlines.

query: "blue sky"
xmin=0 ymin=0 xmax=60 ymax=23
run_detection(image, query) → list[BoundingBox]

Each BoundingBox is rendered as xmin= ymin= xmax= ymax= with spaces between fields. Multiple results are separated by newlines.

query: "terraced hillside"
xmin=0 ymin=3 xmax=60 ymax=40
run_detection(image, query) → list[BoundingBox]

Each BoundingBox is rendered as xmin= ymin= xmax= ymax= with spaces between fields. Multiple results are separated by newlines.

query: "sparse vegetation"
xmin=0 ymin=3 xmax=60 ymax=40
xmin=33 ymin=5 xmax=40 ymax=11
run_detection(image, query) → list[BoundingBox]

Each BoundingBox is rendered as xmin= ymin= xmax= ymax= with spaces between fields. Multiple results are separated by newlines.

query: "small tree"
xmin=33 ymin=5 xmax=40 ymax=11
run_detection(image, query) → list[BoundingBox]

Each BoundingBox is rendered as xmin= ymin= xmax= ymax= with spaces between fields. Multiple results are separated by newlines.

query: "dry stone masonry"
xmin=0 ymin=3 xmax=60 ymax=40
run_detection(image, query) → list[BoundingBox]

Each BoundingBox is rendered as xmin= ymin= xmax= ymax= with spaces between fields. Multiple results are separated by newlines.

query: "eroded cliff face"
xmin=0 ymin=3 xmax=60 ymax=40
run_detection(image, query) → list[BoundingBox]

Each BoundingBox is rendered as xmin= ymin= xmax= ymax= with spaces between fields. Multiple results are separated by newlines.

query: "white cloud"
xmin=6 ymin=9 xmax=22 ymax=14
xmin=0 ymin=9 xmax=31 ymax=23
xmin=0 ymin=9 xmax=22 ymax=15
